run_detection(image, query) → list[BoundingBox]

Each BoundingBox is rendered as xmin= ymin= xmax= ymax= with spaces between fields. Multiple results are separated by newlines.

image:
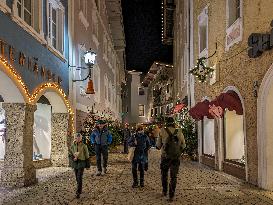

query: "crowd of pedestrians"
xmin=69 ymin=116 xmax=186 ymax=202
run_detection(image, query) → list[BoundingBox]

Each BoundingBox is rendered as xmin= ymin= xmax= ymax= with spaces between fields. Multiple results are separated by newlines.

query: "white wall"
xmin=203 ymin=117 xmax=215 ymax=156
xmin=225 ymin=110 xmax=244 ymax=161
xmin=265 ymin=84 xmax=273 ymax=184
xmin=0 ymin=70 xmax=25 ymax=103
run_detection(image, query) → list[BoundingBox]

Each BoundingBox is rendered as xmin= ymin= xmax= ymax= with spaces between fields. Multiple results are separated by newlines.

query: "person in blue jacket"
xmin=128 ymin=124 xmax=150 ymax=188
xmin=90 ymin=120 xmax=112 ymax=176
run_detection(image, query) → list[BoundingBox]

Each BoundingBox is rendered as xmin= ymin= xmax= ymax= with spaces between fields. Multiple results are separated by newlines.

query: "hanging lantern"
xmin=86 ymin=79 xmax=95 ymax=94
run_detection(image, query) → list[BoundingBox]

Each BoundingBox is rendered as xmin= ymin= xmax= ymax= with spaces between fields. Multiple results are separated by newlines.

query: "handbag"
xmin=127 ymin=147 xmax=136 ymax=162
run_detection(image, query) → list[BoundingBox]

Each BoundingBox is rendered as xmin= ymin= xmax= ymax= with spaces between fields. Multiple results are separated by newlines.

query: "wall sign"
xmin=248 ymin=20 xmax=273 ymax=58
xmin=0 ymin=39 xmax=62 ymax=85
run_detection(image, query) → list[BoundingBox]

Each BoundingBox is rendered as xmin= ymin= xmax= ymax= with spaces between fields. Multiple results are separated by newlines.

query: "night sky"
xmin=121 ymin=0 xmax=173 ymax=73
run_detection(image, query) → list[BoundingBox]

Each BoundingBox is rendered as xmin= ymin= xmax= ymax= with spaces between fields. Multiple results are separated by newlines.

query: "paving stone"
xmin=1 ymin=149 xmax=273 ymax=204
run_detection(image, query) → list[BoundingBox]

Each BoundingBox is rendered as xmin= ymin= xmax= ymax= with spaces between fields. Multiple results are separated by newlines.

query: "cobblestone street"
xmin=1 ymin=149 xmax=273 ymax=205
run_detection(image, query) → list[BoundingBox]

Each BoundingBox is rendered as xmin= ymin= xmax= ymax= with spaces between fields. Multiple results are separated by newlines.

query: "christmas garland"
xmin=189 ymin=57 xmax=214 ymax=83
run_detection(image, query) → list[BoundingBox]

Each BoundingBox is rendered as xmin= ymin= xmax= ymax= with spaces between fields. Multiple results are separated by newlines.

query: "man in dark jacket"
xmin=156 ymin=117 xmax=186 ymax=202
xmin=90 ymin=120 xmax=112 ymax=176
xmin=123 ymin=123 xmax=131 ymax=154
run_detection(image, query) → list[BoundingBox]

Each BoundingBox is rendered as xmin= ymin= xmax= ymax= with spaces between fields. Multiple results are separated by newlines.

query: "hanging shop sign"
xmin=0 ymin=39 xmax=62 ymax=85
xmin=248 ymin=20 xmax=273 ymax=58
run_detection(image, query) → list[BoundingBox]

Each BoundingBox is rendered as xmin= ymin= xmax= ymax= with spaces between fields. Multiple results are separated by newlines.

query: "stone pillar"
xmin=1 ymin=103 xmax=37 ymax=187
xmin=51 ymin=113 xmax=69 ymax=167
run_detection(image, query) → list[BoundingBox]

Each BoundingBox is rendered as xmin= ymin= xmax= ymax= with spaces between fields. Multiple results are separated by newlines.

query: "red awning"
xmin=173 ymin=103 xmax=186 ymax=113
xmin=189 ymin=100 xmax=213 ymax=120
xmin=210 ymin=91 xmax=243 ymax=115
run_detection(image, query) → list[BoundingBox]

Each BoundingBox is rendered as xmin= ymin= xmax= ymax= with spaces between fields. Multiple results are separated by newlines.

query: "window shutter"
xmin=57 ymin=9 xmax=64 ymax=53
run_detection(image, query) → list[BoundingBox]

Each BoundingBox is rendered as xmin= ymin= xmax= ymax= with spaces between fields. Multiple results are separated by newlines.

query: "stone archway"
xmin=31 ymin=83 xmax=74 ymax=167
xmin=257 ymin=62 xmax=273 ymax=190
xmin=0 ymin=65 xmax=37 ymax=187
xmin=222 ymin=87 xmax=247 ymax=180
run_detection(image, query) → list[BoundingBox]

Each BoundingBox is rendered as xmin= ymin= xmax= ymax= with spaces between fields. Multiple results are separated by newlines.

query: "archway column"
xmin=51 ymin=113 xmax=69 ymax=167
xmin=1 ymin=103 xmax=37 ymax=187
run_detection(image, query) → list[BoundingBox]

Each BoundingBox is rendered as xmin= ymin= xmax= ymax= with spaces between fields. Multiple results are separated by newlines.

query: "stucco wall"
xmin=193 ymin=0 xmax=273 ymax=185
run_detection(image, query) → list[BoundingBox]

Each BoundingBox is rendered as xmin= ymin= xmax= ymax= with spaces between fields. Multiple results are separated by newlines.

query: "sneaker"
xmin=101 ymin=168 xmax=107 ymax=175
xmin=161 ymin=192 xmax=167 ymax=197
xmin=132 ymin=182 xmax=138 ymax=188
xmin=167 ymin=197 xmax=174 ymax=202
xmin=96 ymin=171 xmax=101 ymax=176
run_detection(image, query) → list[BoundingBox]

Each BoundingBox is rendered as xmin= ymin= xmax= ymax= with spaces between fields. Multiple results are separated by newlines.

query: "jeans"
xmin=132 ymin=161 xmax=144 ymax=184
xmin=160 ymin=157 xmax=180 ymax=198
xmin=95 ymin=144 xmax=108 ymax=171
xmin=123 ymin=140 xmax=128 ymax=154
xmin=74 ymin=168 xmax=84 ymax=194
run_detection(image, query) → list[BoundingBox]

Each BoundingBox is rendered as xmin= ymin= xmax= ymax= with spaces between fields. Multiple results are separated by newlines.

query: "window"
xmin=227 ymin=0 xmax=240 ymax=27
xmin=154 ymin=107 xmax=158 ymax=116
xmin=139 ymin=105 xmax=145 ymax=117
xmin=198 ymin=7 xmax=208 ymax=56
xmin=226 ymin=0 xmax=242 ymax=50
xmin=138 ymin=87 xmax=145 ymax=95
xmin=48 ymin=0 xmax=64 ymax=53
xmin=151 ymin=109 xmax=153 ymax=117
xmin=15 ymin=0 xmax=40 ymax=32
xmin=79 ymin=0 xmax=87 ymax=18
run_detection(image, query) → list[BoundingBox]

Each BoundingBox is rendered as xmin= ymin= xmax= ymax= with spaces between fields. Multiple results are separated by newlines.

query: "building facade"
xmin=0 ymin=0 xmax=72 ymax=187
xmin=68 ymin=0 xmax=125 ymax=132
xmin=122 ymin=70 xmax=147 ymax=126
xmin=186 ymin=0 xmax=273 ymax=189
xmin=143 ymin=62 xmax=174 ymax=123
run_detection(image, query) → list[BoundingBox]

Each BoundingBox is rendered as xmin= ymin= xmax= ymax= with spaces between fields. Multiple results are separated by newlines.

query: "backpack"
xmin=164 ymin=128 xmax=183 ymax=160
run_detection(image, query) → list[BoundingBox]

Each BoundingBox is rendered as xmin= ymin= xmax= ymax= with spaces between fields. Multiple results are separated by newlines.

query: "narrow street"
xmin=1 ymin=149 xmax=273 ymax=205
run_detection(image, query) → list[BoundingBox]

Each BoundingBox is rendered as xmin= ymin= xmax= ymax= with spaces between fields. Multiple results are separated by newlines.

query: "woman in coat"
xmin=128 ymin=125 xmax=150 ymax=188
xmin=70 ymin=133 xmax=90 ymax=198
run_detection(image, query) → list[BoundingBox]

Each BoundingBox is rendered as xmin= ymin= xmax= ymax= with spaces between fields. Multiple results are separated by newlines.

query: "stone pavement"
xmin=1 ymin=149 xmax=273 ymax=205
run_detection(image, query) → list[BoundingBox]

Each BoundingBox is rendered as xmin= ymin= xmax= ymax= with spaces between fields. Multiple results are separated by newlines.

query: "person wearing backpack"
xmin=156 ymin=117 xmax=186 ymax=202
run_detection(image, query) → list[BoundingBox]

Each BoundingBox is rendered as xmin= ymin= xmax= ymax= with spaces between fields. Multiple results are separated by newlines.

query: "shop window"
xmin=202 ymin=117 xmax=215 ymax=156
xmin=138 ymin=87 xmax=145 ymax=95
xmin=198 ymin=7 xmax=208 ymax=57
xmin=48 ymin=0 xmax=64 ymax=54
xmin=139 ymin=105 xmax=145 ymax=117
xmin=33 ymin=102 xmax=52 ymax=160
xmin=224 ymin=110 xmax=245 ymax=164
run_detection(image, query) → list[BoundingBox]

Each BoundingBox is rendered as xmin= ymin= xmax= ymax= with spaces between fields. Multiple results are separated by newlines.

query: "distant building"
xmin=142 ymin=62 xmax=174 ymax=123
xmin=122 ymin=70 xmax=147 ymax=126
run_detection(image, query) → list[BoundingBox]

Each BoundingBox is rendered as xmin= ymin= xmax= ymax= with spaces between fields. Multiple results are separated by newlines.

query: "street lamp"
xmin=73 ymin=49 xmax=97 ymax=94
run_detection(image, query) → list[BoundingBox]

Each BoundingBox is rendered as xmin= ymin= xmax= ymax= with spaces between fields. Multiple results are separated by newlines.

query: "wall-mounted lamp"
xmin=72 ymin=49 xmax=97 ymax=95
xmin=253 ymin=81 xmax=259 ymax=98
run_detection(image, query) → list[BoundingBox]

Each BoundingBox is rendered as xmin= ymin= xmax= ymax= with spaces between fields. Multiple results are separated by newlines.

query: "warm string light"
xmin=0 ymin=57 xmax=75 ymax=134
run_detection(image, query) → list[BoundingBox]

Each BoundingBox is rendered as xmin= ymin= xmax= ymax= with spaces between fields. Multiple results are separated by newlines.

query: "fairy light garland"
xmin=189 ymin=57 xmax=214 ymax=83
xmin=0 ymin=57 xmax=75 ymax=134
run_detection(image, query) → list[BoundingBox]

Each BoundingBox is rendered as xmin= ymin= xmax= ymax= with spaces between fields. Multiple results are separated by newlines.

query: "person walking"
xmin=69 ymin=133 xmax=90 ymax=199
xmin=128 ymin=125 xmax=150 ymax=188
xmin=156 ymin=117 xmax=186 ymax=202
xmin=90 ymin=120 xmax=112 ymax=176
xmin=123 ymin=123 xmax=131 ymax=154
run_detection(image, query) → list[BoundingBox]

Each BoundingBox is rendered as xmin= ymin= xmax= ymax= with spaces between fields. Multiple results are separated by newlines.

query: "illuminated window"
xmin=139 ymin=105 xmax=145 ymax=117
